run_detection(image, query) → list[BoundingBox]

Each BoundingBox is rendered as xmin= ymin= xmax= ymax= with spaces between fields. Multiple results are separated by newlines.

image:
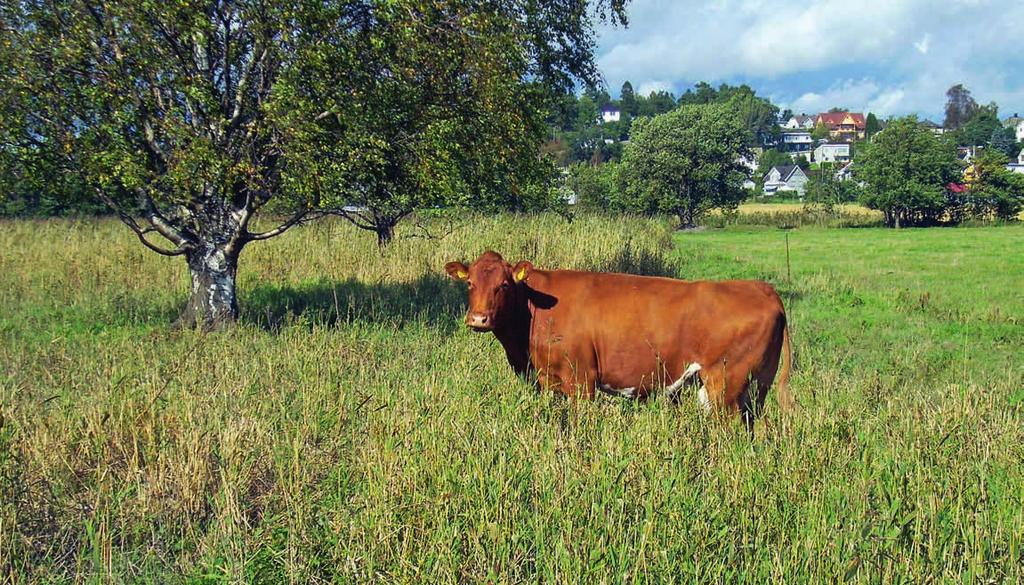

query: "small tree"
xmin=805 ymin=166 xmax=860 ymax=213
xmin=944 ymin=84 xmax=979 ymax=130
xmin=812 ymin=122 xmax=831 ymax=141
xmin=989 ymin=127 xmax=1017 ymax=157
xmin=566 ymin=162 xmax=620 ymax=211
xmin=619 ymin=103 xmax=749 ymax=228
xmin=620 ymin=81 xmax=638 ymax=116
xmin=858 ymin=116 xmax=960 ymax=227
xmin=956 ymin=106 xmax=1002 ymax=146
xmin=962 ymin=150 xmax=1024 ymax=221
xmin=865 ymin=113 xmax=881 ymax=139
xmin=637 ymin=91 xmax=677 ymax=117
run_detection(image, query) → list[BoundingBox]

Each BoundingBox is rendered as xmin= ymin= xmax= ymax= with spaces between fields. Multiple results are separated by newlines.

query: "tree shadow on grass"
xmin=242 ymin=273 xmax=467 ymax=333
xmin=240 ymin=246 xmax=698 ymax=333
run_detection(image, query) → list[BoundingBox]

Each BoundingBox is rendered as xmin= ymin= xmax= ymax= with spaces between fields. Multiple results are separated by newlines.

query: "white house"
xmin=782 ymin=114 xmax=815 ymax=130
xmin=600 ymin=106 xmax=621 ymax=124
xmin=779 ymin=132 xmax=813 ymax=161
xmin=763 ymin=165 xmax=808 ymax=196
xmin=920 ymin=119 xmax=946 ymax=136
xmin=1004 ymin=114 xmax=1024 ymax=142
xmin=1008 ymin=150 xmax=1024 ymax=174
xmin=813 ymin=142 xmax=851 ymax=163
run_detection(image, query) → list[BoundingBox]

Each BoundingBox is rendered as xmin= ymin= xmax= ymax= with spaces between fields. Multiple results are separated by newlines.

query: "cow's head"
xmin=445 ymin=251 xmax=532 ymax=332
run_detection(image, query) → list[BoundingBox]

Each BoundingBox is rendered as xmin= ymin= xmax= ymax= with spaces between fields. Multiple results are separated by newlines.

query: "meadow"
xmin=1 ymin=213 xmax=1022 ymax=582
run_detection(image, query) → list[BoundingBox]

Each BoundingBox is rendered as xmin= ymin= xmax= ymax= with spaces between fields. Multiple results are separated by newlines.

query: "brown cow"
xmin=445 ymin=251 xmax=794 ymax=432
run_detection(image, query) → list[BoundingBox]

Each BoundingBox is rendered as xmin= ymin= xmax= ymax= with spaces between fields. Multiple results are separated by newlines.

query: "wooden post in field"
xmin=785 ymin=233 xmax=792 ymax=282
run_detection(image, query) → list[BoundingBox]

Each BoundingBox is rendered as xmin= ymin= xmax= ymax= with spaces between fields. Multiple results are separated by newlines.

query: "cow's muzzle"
xmin=465 ymin=312 xmax=494 ymax=332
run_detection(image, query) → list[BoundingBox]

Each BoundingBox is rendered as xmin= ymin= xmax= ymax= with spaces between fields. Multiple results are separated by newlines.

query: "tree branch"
xmin=94 ymin=188 xmax=191 ymax=256
xmin=243 ymin=208 xmax=327 ymax=242
xmin=133 ymin=187 xmax=191 ymax=245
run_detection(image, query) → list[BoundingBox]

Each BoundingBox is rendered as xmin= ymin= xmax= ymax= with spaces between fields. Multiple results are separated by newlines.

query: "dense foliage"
xmin=858 ymin=116 xmax=960 ymax=227
xmin=677 ymin=83 xmax=780 ymax=147
xmin=954 ymin=150 xmax=1024 ymax=221
xmin=619 ymin=103 xmax=749 ymax=227
xmin=0 ymin=0 xmax=627 ymax=326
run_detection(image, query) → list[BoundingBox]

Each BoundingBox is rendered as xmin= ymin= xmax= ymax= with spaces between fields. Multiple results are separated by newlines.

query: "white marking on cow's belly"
xmin=598 ymin=384 xmax=636 ymax=398
xmin=665 ymin=362 xmax=702 ymax=393
xmin=697 ymin=386 xmax=711 ymax=413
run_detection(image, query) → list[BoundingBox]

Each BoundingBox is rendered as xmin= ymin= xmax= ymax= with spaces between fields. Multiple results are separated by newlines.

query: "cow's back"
xmin=524 ymin=270 xmax=785 ymax=393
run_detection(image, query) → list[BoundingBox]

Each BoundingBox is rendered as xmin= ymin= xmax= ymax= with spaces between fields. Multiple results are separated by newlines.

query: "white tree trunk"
xmin=177 ymin=246 xmax=239 ymax=330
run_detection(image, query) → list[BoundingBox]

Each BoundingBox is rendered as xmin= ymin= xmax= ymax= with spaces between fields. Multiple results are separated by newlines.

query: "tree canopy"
xmin=955 ymin=105 xmax=1002 ymax=147
xmin=958 ymin=149 xmax=1024 ymax=221
xmin=619 ymin=103 xmax=750 ymax=227
xmin=678 ymin=83 xmax=779 ymax=146
xmin=0 ymin=0 xmax=628 ymax=327
xmin=944 ymin=84 xmax=979 ymax=130
xmin=858 ymin=116 xmax=960 ymax=227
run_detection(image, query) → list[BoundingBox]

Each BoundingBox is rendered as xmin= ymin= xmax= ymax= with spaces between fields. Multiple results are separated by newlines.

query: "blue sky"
xmin=594 ymin=0 xmax=1024 ymax=120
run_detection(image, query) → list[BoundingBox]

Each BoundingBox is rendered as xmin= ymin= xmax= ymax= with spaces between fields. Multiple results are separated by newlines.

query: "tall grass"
xmin=706 ymin=203 xmax=884 ymax=229
xmin=1 ymin=215 xmax=1021 ymax=582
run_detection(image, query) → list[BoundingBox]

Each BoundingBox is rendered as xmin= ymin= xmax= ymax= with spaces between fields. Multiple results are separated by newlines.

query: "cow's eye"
xmin=500 ymin=281 xmax=510 ymax=290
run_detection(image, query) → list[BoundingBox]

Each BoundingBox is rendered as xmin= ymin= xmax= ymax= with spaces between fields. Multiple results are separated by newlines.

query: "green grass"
xmin=1 ymin=216 xmax=1022 ymax=582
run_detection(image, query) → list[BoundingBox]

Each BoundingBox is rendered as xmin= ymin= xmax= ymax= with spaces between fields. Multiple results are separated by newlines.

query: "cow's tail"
xmin=776 ymin=323 xmax=795 ymax=412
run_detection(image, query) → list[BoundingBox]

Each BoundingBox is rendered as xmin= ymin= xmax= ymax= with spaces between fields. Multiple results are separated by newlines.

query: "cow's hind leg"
xmin=704 ymin=359 xmax=760 ymax=436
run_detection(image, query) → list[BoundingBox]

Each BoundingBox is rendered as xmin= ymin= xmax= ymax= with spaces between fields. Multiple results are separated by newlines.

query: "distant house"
xmin=1003 ymin=114 xmax=1024 ymax=142
xmin=963 ymin=163 xmax=979 ymax=185
xmin=1008 ymin=150 xmax=1024 ymax=174
xmin=600 ymin=105 xmax=621 ymax=124
xmin=919 ymin=119 xmax=946 ymax=136
xmin=737 ymin=153 xmax=759 ymax=190
xmin=781 ymin=131 xmax=813 ymax=160
xmin=957 ymin=145 xmax=980 ymax=163
xmin=815 ymin=111 xmax=866 ymax=142
xmin=813 ymin=142 xmax=851 ymax=163
xmin=763 ymin=165 xmax=808 ymax=196
xmin=835 ymin=161 xmax=855 ymax=181
xmin=782 ymin=114 xmax=815 ymax=130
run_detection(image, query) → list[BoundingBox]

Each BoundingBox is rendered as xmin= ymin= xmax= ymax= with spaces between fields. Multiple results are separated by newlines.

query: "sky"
xmin=594 ymin=0 xmax=1024 ymax=121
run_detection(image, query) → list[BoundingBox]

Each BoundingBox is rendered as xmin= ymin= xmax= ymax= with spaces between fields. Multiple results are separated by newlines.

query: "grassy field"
xmin=1 ymin=215 xmax=1022 ymax=582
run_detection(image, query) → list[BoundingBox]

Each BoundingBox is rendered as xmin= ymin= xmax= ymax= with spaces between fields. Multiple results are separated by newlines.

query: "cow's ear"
xmin=512 ymin=261 xmax=533 ymax=283
xmin=445 ymin=261 xmax=469 ymax=281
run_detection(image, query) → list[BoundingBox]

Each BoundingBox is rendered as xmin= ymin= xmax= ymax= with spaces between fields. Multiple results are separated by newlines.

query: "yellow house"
xmin=963 ymin=163 xmax=979 ymax=185
xmin=815 ymin=112 xmax=866 ymax=142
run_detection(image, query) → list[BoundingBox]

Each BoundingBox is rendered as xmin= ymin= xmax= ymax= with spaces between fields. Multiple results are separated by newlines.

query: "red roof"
xmin=946 ymin=182 xmax=968 ymax=193
xmin=816 ymin=112 xmax=866 ymax=129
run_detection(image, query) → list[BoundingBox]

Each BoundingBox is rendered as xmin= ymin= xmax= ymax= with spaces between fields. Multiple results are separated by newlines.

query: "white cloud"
xmin=786 ymin=80 xmax=909 ymax=117
xmin=914 ymin=35 xmax=931 ymax=55
xmin=636 ymin=80 xmax=673 ymax=96
xmin=596 ymin=0 xmax=1024 ymax=118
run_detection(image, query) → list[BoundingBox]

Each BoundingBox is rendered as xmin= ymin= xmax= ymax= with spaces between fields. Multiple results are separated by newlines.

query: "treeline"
xmin=570 ymin=110 xmax=1023 ymax=227
xmin=944 ymin=84 xmax=1020 ymax=156
xmin=545 ymin=81 xmax=779 ymax=166
xmin=566 ymin=102 xmax=752 ymax=228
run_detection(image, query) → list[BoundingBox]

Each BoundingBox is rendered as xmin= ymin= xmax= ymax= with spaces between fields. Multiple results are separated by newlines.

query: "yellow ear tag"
xmin=457 ymin=270 xmax=468 ymax=279
xmin=514 ymin=267 xmax=527 ymax=282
